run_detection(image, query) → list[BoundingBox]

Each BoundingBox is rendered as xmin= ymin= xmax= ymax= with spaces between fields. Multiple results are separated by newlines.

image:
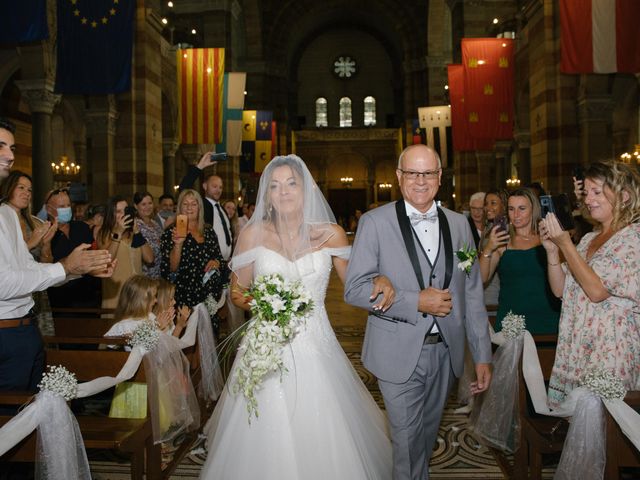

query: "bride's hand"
xmin=370 ymin=275 xmax=395 ymax=312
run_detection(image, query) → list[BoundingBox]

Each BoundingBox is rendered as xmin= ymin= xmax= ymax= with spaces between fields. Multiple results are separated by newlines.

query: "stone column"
xmin=366 ymin=161 xmax=376 ymax=207
xmin=577 ymin=93 xmax=614 ymax=165
xmin=85 ymin=96 xmax=118 ymax=201
xmin=162 ymin=139 xmax=179 ymax=194
xmin=73 ymin=140 xmax=88 ymax=188
xmin=15 ymin=79 xmax=61 ymax=206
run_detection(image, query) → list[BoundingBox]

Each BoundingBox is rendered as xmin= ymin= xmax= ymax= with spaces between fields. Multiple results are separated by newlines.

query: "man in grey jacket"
xmin=345 ymin=144 xmax=492 ymax=480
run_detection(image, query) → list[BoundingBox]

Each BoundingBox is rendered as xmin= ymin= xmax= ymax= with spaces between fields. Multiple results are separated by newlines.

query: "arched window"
xmin=364 ymin=96 xmax=376 ymax=126
xmin=315 ymin=97 xmax=328 ymax=127
xmin=339 ymin=97 xmax=352 ymax=127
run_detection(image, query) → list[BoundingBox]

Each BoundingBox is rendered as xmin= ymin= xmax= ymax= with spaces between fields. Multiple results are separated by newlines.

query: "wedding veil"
xmin=231 ymin=154 xmax=338 ymax=287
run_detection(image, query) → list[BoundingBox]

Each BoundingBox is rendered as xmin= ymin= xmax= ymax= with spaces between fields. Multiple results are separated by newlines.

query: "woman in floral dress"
xmin=540 ymin=160 xmax=640 ymax=408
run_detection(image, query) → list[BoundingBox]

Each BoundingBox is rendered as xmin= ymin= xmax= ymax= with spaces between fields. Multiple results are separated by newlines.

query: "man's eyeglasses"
xmin=397 ymin=169 xmax=441 ymax=180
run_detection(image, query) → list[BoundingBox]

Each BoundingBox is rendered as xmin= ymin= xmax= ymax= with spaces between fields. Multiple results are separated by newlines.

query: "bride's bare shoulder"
xmin=324 ymin=223 xmax=348 ymax=248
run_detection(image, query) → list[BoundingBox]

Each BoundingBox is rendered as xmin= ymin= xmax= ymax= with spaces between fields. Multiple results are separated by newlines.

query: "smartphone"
xmin=540 ymin=194 xmax=575 ymax=231
xmin=123 ymin=205 xmax=137 ymax=231
xmin=492 ymin=215 xmax=508 ymax=233
xmin=572 ymin=166 xmax=585 ymax=182
xmin=211 ymin=152 xmax=227 ymax=162
xmin=176 ymin=214 xmax=188 ymax=237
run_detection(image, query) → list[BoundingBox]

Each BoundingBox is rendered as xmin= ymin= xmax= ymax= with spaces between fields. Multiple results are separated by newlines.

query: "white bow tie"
xmin=409 ymin=211 xmax=438 ymax=226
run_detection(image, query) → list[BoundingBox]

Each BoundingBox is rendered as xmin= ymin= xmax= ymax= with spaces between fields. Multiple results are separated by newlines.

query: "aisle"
xmin=89 ymin=270 xmax=558 ymax=479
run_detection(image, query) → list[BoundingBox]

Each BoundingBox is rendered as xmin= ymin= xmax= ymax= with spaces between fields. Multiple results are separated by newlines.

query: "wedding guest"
xmin=73 ymin=201 xmax=89 ymax=221
xmin=97 ymin=195 xmax=154 ymax=310
xmin=153 ymin=278 xmax=190 ymax=338
xmin=134 ymin=191 xmax=163 ymax=279
xmin=0 ymin=117 xmax=113 ymax=394
xmin=540 ymin=161 xmax=640 ymax=407
xmin=155 ymin=193 xmax=175 ymax=229
xmin=84 ymin=204 xmax=106 ymax=241
xmin=237 ymin=202 xmax=255 ymax=231
xmin=46 ymin=188 xmax=102 ymax=310
xmin=479 ymin=188 xmax=560 ymax=334
xmin=0 ymin=171 xmax=55 ymax=262
xmin=223 ymin=199 xmax=240 ymax=244
xmin=467 ymin=191 xmax=485 ymax=248
xmin=160 ymin=189 xmax=226 ymax=327
xmin=480 ymin=188 xmax=508 ymax=306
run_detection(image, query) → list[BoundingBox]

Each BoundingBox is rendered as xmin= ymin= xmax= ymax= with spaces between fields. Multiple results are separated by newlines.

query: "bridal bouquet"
xmin=234 ymin=273 xmax=314 ymax=421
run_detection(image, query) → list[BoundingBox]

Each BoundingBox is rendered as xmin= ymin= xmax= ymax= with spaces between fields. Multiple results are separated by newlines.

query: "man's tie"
xmin=215 ymin=203 xmax=232 ymax=246
xmin=409 ymin=211 xmax=438 ymax=226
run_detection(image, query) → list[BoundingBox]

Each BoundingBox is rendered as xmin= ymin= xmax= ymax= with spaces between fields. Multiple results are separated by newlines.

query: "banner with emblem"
xmin=447 ymin=64 xmax=494 ymax=152
xmin=461 ymin=38 xmax=514 ymax=140
xmin=177 ymin=48 xmax=225 ymax=145
xmin=217 ymin=72 xmax=246 ymax=156
xmin=241 ymin=110 xmax=273 ymax=173
xmin=0 ymin=0 xmax=48 ymax=44
xmin=55 ymin=0 xmax=135 ymax=94
xmin=418 ymin=106 xmax=452 ymax=168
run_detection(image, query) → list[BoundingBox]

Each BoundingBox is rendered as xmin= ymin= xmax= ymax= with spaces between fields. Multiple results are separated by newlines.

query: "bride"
xmin=200 ymin=155 xmax=393 ymax=479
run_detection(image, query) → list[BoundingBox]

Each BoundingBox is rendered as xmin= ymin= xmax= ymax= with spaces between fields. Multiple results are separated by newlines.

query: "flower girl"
xmin=153 ymin=278 xmax=190 ymax=338
xmin=104 ymin=275 xmax=161 ymax=418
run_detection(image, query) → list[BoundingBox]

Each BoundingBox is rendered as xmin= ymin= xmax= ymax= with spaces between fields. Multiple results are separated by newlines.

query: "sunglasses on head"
xmin=46 ymin=188 xmax=70 ymax=202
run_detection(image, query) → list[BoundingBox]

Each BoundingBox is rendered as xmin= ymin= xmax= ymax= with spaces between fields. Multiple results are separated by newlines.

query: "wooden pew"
xmin=0 ymin=348 xmax=161 ymax=480
xmin=52 ymin=316 xmax=116 ymax=338
xmin=516 ymin=336 xmax=563 ymax=480
xmin=604 ymin=391 xmax=640 ymax=479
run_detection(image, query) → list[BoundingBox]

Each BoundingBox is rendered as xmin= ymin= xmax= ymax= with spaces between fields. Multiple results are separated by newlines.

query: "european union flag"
xmin=55 ymin=0 xmax=135 ymax=94
xmin=0 ymin=0 xmax=48 ymax=44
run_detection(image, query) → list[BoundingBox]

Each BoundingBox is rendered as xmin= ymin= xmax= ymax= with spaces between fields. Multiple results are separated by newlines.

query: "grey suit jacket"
xmin=344 ymin=202 xmax=492 ymax=384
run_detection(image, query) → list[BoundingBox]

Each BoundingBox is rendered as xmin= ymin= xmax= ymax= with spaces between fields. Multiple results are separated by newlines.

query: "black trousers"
xmin=0 ymin=321 xmax=44 ymax=392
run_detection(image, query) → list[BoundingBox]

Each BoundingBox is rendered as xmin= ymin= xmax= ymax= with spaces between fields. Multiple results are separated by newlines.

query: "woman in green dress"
xmin=478 ymin=187 xmax=560 ymax=334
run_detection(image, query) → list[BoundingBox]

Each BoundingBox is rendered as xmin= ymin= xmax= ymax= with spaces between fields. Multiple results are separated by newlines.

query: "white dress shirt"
xmin=0 ymin=204 xmax=66 ymax=319
xmin=406 ymin=201 xmax=440 ymax=333
xmin=206 ymin=198 xmax=232 ymax=260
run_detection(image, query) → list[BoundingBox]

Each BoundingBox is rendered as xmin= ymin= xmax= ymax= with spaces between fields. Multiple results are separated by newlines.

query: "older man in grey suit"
xmin=345 ymin=144 xmax=492 ymax=480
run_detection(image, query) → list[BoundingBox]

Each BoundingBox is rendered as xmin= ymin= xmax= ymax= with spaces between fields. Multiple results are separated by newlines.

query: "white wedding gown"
xmin=200 ymin=246 xmax=392 ymax=479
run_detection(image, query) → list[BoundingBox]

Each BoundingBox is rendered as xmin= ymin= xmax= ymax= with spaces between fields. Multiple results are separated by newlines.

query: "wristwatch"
xmin=112 ymin=232 xmax=121 ymax=241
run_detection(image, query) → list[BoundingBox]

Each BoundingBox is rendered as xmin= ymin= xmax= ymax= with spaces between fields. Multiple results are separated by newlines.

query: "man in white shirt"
xmin=0 ymin=118 xmax=114 ymax=392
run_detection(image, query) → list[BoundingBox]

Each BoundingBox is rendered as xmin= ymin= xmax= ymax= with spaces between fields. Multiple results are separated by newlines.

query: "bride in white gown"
xmin=200 ymin=155 xmax=392 ymax=479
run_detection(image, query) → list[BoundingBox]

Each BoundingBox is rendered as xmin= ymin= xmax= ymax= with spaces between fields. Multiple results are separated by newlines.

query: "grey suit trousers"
xmin=378 ymin=342 xmax=455 ymax=480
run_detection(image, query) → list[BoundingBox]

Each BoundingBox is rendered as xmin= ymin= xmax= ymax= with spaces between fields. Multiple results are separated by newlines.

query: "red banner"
xmin=462 ymin=38 xmax=514 ymax=140
xmin=447 ymin=64 xmax=493 ymax=152
xmin=560 ymin=0 xmax=640 ymax=74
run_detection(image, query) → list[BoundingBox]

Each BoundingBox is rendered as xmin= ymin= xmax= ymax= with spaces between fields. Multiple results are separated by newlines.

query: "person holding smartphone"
xmin=540 ymin=161 xmax=640 ymax=408
xmin=479 ymin=188 xmax=560 ymax=334
xmin=159 ymin=189 xmax=226 ymax=332
xmin=96 ymin=195 xmax=154 ymax=310
xmin=478 ymin=189 xmax=508 ymax=306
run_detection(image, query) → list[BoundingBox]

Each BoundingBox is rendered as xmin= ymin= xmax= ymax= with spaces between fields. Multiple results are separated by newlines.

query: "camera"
xmin=540 ymin=194 xmax=575 ymax=231
xmin=211 ymin=152 xmax=227 ymax=162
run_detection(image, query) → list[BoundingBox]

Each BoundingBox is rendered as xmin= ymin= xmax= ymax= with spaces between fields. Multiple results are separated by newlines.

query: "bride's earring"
xmin=268 ymin=204 xmax=273 ymax=214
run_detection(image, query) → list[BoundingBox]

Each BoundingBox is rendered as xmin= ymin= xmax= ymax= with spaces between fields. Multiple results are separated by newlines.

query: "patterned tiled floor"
xmin=91 ymin=270 xmax=560 ymax=479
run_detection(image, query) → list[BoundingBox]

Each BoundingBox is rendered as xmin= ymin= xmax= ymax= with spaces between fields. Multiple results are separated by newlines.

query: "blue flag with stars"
xmin=55 ymin=0 xmax=136 ymax=94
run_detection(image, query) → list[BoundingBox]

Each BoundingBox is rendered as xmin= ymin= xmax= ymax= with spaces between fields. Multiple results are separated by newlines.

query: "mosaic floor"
xmin=90 ymin=271 xmax=560 ymax=479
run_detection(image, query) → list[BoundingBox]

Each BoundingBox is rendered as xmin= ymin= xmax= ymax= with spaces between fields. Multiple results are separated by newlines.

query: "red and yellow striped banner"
xmin=177 ymin=48 xmax=225 ymax=144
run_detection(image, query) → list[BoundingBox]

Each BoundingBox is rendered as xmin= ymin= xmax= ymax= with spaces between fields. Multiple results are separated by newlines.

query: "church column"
xmin=15 ymin=79 xmax=61 ymax=206
xmin=85 ymin=96 xmax=118 ymax=201
xmin=73 ymin=140 xmax=88 ymax=188
xmin=366 ymin=161 xmax=376 ymax=207
xmin=577 ymin=92 xmax=614 ymax=165
xmin=162 ymin=139 xmax=179 ymax=194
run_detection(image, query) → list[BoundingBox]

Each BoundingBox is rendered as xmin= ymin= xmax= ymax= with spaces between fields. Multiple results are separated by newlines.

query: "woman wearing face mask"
xmin=45 ymin=188 xmax=102 ymax=310
xmin=97 ymin=195 xmax=154 ymax=310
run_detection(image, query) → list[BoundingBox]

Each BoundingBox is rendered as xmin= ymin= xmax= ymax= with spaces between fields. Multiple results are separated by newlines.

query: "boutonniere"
xmin=456 ymin=244 xmax=478 ymax=277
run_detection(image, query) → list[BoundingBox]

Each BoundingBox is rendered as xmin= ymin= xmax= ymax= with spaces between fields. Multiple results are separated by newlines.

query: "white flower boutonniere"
xmin=456 ymin=244 xmax=478 ymax=277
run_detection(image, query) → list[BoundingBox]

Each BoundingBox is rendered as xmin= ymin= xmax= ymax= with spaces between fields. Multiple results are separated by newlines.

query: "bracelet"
xmin=547 ymin=260 xmax=561 ymax=266
xmin=481 ymin=251 xmax=492 ymax=258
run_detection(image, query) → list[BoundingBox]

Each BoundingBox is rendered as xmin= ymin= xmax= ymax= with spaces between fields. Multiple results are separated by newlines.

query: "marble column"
xmin=162 ymin=139 xmax=179 ymax=194
xmin=15 ymin=79 xmax=61 ymax=206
